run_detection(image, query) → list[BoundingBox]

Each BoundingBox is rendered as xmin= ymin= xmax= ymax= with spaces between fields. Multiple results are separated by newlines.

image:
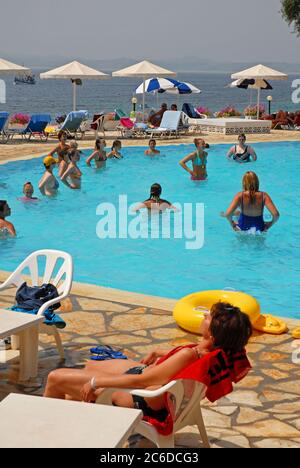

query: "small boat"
xmin=14 ymin=73 xmax=36 ymax=85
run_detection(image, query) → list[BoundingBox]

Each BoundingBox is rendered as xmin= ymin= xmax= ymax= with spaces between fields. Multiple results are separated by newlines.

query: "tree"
xmin=281 ymin=0 xmax=300 ymax=35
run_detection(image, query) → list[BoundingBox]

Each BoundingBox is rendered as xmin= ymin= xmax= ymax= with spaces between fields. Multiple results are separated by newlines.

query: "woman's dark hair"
xmin=111 ymin=140 xmax=121 ymax=151
xmin=150 ymin=183 xmax=162 ymax=201
xmin=210 ymin=302 xmax=252 ymax=352
xmin=238 ymin=133 xmax=246 ymax=140
xmin=0 ymin=200 xmax=8 ymax=213
xmin=95 ymin=138 xmax=101 ymax=150
xmin=58 ymin=130 xmax=67 ymax=141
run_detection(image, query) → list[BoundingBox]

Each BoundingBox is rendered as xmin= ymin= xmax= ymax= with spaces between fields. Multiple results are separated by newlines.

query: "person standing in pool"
xmin=61 ymin=150 xmax=82 ymax=190
xmin=227 ymin=134 xmax=257 ymax=163
xmin=18 ymin=182 xmax=39 ymax=202
xmin=145 ymin=139 xmax=160 ymax=156
xmin=179 ymin=138 xmax=208 ymax=181
xmin=133 ymin=183 xmax=177 ymax=212
xmin=221 ymin=171 xmax=280 ymax=232
xmin=48 ymin=131 xmax=70 ymax=177
xmin=107 ymin=140 xmax=123 ymax=159
xmin=39 ymin=156 xmax=59 ymax=197
xmin=86 ymin=138 xmax=107 ymax=169
xmin=0 ymin=201 xmax=16 ymax=237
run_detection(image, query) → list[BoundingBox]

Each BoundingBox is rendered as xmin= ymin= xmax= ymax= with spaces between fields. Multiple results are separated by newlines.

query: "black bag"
xmin=15 ymin=282 xmax=61 ymax=311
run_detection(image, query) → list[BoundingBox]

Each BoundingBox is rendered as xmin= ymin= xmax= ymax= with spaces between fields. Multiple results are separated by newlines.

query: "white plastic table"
xmin=0 ymin=394 xmax=143 ymax=448
xmin=0 ymin=310 xmax=43 ymax=381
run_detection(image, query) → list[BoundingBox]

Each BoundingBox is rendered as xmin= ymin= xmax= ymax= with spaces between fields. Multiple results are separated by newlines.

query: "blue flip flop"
xmin=89 ymin=346 xmax=128 ymax=361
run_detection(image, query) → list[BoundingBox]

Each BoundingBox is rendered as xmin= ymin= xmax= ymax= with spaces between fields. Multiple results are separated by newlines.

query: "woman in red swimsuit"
xmin=44 ymin=303 xmax=252 ymax=418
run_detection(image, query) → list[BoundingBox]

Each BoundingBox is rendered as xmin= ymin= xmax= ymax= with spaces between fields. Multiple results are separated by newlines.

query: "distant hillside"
xmin=1 ymin=52 xmax=300 ymax=73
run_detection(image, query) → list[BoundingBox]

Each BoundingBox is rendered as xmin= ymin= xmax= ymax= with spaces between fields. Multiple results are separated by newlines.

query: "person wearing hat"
xmin=39 ymin=156 xmax=59 ymax=197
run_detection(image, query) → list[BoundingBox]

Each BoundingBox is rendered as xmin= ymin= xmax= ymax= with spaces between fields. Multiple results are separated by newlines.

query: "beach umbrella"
xmin=0 ymin=58 xmax=31 ymax=75
xmin=40 ymin=61 xmax=109 ymax=111
xmin=229 ymin=78 xmax=273 ymax=90
xmin=135 ymin=77 xmax=176 ymax=94
xmin=113 ymin=60 xmax=176 ymax=116
xmin=231 ymin=64 xmax=288 ymax=118
xmin=160 ymin=80 xmax=201 ymax=95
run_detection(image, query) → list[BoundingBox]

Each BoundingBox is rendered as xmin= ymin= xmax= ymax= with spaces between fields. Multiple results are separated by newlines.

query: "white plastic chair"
xmin=96 ymin=379 xmax=210 ymax=448
xmin=0 ymin=250 xmax=73 ymax=359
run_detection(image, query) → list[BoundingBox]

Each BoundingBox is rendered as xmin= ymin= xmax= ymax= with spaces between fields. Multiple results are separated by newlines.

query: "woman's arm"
xmin=38 ymin=174 xmax=49 ymax=194
xmin=264 ymin=193 xmax=280 ymax=230
xmin=5 ymin=221 xmax=16 ymax=237
xmin=81 ymin=347 xmax=197 ymax=402
xmin=179 ymin=153 xmax=194 ymax=176
xmin=131 ymin=202 xmax=147 ymax=213
xmin=249 ymin=146 xmax=257 ymax=161
xmin=227 ymin=146 xmax=235 ymax=159
xmin=221 ymin=193 xmax=241 ymax=230
xmin=86 ymin=151 xmax=96 ymax=166
xmin=60 ymin=167 xmax=76 ymax=189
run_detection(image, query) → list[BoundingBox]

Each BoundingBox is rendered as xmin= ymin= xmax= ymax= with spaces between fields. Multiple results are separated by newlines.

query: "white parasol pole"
xmin=143 ymin=75 xmax=146 ymax=120
xmin=257 ymin=87 xmax=261 ymax=120
xmin=72 ymin=80 xmax=77 ymax=112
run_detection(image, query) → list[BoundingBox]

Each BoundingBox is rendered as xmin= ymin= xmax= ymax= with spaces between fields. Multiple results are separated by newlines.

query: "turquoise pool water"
xmin=0 ymin=142 xmax=299 ymax=319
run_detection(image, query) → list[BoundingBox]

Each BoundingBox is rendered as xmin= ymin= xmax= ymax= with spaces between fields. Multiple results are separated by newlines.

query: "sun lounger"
xmin=46 ymin=110 xmax=88 ymax=140
xmin=22 ymin=114 xmax=51 ymax=141
xmin=0 ymin=112 xmax=9 ymax=144
xmin=146 ymin=111 xmax=183 ymax=138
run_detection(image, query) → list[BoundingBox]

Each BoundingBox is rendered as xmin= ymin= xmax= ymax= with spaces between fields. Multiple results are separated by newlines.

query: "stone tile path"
xmin=1 ymin=287 xmax=300 ymax=448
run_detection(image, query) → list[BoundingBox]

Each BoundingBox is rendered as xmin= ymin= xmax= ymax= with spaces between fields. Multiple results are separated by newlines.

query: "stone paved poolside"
xmin=1 ymin=281 xmax=300 ymax=449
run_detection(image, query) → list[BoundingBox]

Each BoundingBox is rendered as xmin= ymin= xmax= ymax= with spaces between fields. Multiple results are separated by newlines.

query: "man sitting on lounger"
xmin=148 ymin=103 xmax=168 ymax=127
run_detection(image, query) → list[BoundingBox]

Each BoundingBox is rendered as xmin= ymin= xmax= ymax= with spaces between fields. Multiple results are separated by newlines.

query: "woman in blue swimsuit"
xmin=222 ymin=172 xmax=280 ymax=232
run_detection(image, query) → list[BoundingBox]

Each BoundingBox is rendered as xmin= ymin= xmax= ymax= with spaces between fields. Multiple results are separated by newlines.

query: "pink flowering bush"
xmin=215 ymin=106 xmax=241 ymax=118
xmin=244 ymin=105 xmax=265 ymax=118
xmin=196 ymin=106 xmax=211 ymax=117
xmin=10 ymin=113 xmax=30 ymax=125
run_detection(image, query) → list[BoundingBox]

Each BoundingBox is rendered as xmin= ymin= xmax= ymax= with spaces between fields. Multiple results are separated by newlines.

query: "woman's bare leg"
xmin=44 ymin=359 xmax=141 ymax=400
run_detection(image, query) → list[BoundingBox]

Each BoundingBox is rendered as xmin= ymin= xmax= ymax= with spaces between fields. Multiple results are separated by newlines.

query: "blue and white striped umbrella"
xmin=135 ymin=77 xmax=176 ymax=94
xmin=159 ymin=79 xmax=201 ymax=95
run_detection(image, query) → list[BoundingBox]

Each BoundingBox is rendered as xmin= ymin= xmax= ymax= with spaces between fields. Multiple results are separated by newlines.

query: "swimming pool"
xmin=0 ymin=141 xmax=299 ymax=319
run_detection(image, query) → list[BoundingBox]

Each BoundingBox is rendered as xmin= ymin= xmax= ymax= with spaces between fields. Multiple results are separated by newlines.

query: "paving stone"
xmin=76 ymin=298 xmax=130 ymax=313
xmin=127 ymin=307 xmax=148 ymax=315
xmin=99 ymin=334 xmax=151 ymax=346
xmin=268 ymin=381 xmax=300 ymax=396
xmin=149 ymin=309 xmax=172 ymax=316
xmin=250 ymin=334 xmax=290 ymax=345
xmin=289 ymin=419 xmax=300 ymax=430
xmin=110 ymin=314 xmax=174 ymax=332
xmin=245 ymin=343 xmax=266 ymax=354
xmin=261 ymin=390 xmax=299 ymax=402
xmin=274 ymin=342 xmax=298 ymax=354
xmin=274 ymin=414 xmax=297 ymax=421
xmin=214 ymin=406 xmax=238 ymax=416
xmin=235 ymin=420 xmax=300 ymax=438
xmin=259 ymin=352 xmax=287 ymax=362
xmin=261 ymin=369 xmax=290 ymax=380
xmin=132 ymin=331 xmax=148 ymax=337
xmin=201 ymin=408 xmax=232 ymax=428
xmin=211 ymin=435 xmax=251 ymax=449
xmin=64 ymin=312 xmax=106 ymax=335
xmin=236 ymin=375 xmax=264 ymax=389
xmin=237 ymin=408 xmax=268 ymax=424
xmin=254 ymin=438 xmax=300 ymax=448
xmin=274 ymin=363 xmax=298 ymax=372
xmin=268 ymin=401 xmax=300 ymax=414
xmin=151 ymin=328 xmax=187 ymax=340
xmin=225 ymin=391 xmax=263 ymax=408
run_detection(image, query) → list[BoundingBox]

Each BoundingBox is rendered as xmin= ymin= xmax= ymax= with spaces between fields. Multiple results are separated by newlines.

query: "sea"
xmin=0 ymin=70 xmax=299 ymax=118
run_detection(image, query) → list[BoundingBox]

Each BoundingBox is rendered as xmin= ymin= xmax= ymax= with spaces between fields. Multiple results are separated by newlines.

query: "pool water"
xmin=0 ymin=142 xmax=300 ymax=319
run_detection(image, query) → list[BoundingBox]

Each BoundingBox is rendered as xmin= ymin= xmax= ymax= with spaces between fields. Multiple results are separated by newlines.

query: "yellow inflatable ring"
xmin=173 ymin=290 xmax=287 ymax=336
xmin=292 ymin=328 xmax=300 ymax=339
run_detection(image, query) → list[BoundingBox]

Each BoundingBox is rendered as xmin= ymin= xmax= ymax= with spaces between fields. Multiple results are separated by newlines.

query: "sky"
xmin=1 ymin=0 xmax=300 ymax=66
